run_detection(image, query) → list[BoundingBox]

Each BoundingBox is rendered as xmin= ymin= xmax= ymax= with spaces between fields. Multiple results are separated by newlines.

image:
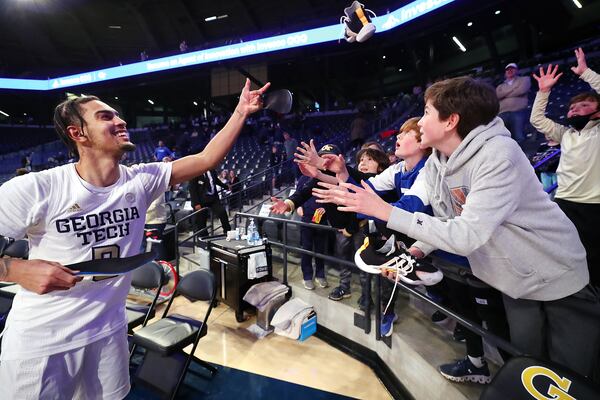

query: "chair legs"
xmin=192 ymin=354 xmax=218 ymax=375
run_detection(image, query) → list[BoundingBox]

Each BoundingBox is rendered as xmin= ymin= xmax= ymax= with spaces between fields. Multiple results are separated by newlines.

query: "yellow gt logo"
xmin=521 ymin=366 xmax=576 ymax=400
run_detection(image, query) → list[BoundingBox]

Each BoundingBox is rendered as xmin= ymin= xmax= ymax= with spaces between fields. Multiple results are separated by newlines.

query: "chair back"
xmin=176 ymin=269 xmax=215 ymax=302
xmin=131 ymin=261 xmax=164 ymax=290
xmin=480 ymin=356 xmax=600 ymax=400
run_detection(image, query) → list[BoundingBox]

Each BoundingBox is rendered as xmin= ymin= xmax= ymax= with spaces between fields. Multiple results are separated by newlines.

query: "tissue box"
xmin=298 ymin=312 xmax=317 ymax=341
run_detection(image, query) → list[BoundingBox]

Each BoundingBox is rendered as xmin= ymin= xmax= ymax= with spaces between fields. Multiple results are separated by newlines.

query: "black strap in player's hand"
xmin=65 ymin=250 xmax=156 ymax=275
xmin=263 ymin=89 xmax=293 ymax=114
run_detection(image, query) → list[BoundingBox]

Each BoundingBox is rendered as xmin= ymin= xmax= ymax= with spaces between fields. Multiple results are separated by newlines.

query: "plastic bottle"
xmin=252 ymin=226 xmax=261 ymax=245
xmin=247 ymin=218 xmax=256 ymax=245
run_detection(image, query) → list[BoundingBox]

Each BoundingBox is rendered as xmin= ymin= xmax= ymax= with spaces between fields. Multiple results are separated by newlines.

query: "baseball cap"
xmin=318 ymin=144 xmax=342 ymax=156
xmin=505 ymin=63 xmax=518 ymax=70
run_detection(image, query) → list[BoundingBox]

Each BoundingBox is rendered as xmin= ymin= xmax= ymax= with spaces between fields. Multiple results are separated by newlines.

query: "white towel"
xmin=271 ymin=298 xmax=312 ymax=332
xmin=243 ymin=281 xmax=288 ymax=311
xmin=274 ymin=308 xmax=313 ymax=340
xmin=247 ymin=251 xmax=268 ymax=280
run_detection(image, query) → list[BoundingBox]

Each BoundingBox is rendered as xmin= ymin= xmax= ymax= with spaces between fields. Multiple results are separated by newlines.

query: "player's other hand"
xmin=5 ymin=258 xmax=83 ymax=294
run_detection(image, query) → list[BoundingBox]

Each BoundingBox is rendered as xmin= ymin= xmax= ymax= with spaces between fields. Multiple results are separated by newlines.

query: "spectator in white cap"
xmin=496 ymin=62 xmax=531 ymax=143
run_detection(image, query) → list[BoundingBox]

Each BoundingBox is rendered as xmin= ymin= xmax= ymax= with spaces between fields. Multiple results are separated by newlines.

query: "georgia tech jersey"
xmin=0 ymin=161 xmax=171 ymax=360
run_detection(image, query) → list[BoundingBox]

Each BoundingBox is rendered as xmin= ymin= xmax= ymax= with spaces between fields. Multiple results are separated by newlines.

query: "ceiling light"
xmin=452 ymin=36 xmax=467 ymax=52
xmin=467 ymin=22 xmax=473 ymax=27
xmin=193 ymin=101 xmax=198 ymax=106
xmin=382 ymin=55 xmax=386 ymax=59
xmin=204 ymin=16 xmax=217 ymax=22
xmin=495 ymin=10 xmax=501 ymax=15
xmin=0 ymin=110 xmax=9 ymax=117
xmin=147 ymin=99 xmax=154 ymax=105
xmin=572 ymin=0 xmax=582 ymax=8
xmin=108 ymin=25 xmax=122 ymax=29
xmin=23 ymin=112 xmax=27 ymax=116
xmin=217 ymin=15 xmax=228 ymax=20
xmin=398 ymin=68 xmax=403 ymax=72
xmin=114 ymin=96 xmax=119 ymax=100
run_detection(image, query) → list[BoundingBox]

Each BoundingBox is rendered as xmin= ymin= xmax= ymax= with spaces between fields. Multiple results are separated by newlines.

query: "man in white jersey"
xmin=0 ymin=78 xmax=269 ymax=399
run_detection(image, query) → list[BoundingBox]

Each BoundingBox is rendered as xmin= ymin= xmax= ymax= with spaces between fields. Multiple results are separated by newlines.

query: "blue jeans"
xmin=499 ymin=110 xmax=528 ymax=143
xmin=540 ymin=172 xmax=557 ymax=191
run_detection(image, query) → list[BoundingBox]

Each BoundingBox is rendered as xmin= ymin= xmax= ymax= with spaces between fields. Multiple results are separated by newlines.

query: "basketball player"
xmin=0 ymin=78 xmax=269 ymax=398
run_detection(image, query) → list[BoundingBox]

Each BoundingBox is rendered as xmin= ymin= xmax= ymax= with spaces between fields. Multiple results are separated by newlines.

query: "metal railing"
xmin=234 ymin=211 xmax=522 ymax=356
xmin=173 ymin=207 xmax=213 ymax=274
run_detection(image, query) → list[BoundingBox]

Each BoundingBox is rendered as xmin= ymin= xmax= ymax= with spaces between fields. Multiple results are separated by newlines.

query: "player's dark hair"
xmin=53 ymin=95 xmax=99 ymax=158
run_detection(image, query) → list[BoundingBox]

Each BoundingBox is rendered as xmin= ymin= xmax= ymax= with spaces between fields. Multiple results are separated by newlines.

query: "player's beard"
xmin=120 ymin=141 xmax=136 ymax=152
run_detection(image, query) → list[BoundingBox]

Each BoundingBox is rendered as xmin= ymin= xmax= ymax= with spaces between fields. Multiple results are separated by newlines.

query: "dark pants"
xmin=335 ymin=231 xmax=368 ymax=292
xmin=445 ymin=278 xmax=510 ymax=359
xmin=555 ymin=198 xmax=600 ymax=288
xmin=503 ymin=285 xmax=600 ymax=380
xmin=300 ymin=225 xmax=325 ymax=281
xmin=193 ymin=199 xmax=231 ymax=237
xmin=499 ymin=110 xmax=528 ymax=143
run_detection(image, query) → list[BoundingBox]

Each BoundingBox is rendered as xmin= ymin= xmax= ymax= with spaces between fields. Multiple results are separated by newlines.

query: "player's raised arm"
xmin=169 ymin=79 xmax=270 ymax=185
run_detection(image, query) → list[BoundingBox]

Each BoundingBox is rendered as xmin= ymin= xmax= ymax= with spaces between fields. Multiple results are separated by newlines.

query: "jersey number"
xmin=92 ymin=244 xmax=121 ymax=260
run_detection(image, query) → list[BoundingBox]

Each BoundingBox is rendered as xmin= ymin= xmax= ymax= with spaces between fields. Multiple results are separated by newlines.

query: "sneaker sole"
xmin=328 ymin=294 xmax=352 ymax=301
xmin=356 ymin=23 xmax=376 ymax=43
xmin=439 ymin=371 xmax=491 ymax=384
xmin=382 ymin=314 xmax=399 ymax=337
xmin=354 ymin=249 xmax=386 ymax=274
xmin=398 ymin=270 xmax=444 ymax=286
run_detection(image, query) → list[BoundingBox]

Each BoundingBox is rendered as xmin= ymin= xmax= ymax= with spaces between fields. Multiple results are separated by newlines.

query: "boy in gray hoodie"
xmin=320 ymin=76 xmax=598 ymax=380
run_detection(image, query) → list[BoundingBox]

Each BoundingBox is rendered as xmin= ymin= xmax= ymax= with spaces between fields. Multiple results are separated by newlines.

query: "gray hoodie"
xmin=387 ymin=117 xmax=588 ymax=301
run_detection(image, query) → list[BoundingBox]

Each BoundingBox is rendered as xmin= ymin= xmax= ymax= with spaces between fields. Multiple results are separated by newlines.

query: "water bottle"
xmin=247 ymin=218 xmax=256 ymax=245
xmin=252 ymin=226 xmax=261 ymax=245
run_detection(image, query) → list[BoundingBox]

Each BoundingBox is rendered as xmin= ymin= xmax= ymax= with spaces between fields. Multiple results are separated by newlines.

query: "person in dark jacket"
xmin=189 ymin=169 xmax=231 ymax=237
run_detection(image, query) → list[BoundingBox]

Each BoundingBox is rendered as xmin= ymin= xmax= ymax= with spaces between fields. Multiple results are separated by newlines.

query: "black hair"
xmin=53 ymin=95 xmax=99 ymax=158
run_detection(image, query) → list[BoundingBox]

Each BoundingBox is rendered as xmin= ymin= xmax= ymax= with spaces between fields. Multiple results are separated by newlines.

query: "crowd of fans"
xmin=270 ymin=47 xmax=600 ymax=386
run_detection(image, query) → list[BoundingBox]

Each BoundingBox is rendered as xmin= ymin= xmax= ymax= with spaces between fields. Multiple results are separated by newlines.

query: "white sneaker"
xmin=315 ymin=277 xmax=329 ymax=288
xmin=303 ymin=280 xmax=315 ymax=290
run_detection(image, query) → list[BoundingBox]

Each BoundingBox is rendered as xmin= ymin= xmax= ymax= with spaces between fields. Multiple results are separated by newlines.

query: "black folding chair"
xmin=130 ymin=269 xmax=217 ymax=399
xmin=127 ymin=261 xmax=166 ymax=349
xmin=480 ymin=356 xmax=600 ymax=400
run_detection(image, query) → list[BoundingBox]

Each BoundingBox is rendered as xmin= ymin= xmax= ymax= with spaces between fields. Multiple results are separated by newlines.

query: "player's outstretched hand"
xmin=570 ymin=47 xmax=588 ymax=76
xmin=533 ymin=64 xmax=562 ymax=93
xmin=236 ymin=78 xmax=271 ymax=117
xmin=6 ymin=258 xmax=83 ymax=294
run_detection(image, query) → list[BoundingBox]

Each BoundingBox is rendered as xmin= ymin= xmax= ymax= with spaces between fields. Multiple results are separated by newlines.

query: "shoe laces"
xmin=382 ymin=253 xmax=415 ymax=316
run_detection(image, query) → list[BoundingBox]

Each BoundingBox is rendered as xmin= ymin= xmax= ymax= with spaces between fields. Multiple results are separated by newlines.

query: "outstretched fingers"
xmin=252 ymin=82 xmax=271 ymax=95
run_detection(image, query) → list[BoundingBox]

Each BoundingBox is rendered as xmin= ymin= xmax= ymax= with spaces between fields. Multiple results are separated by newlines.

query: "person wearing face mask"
xmin=530 ymin=47 xmax=600 ymax=289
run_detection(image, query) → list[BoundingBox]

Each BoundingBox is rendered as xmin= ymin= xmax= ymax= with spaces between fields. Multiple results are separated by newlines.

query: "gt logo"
xmin=521 ymin=366 xmax=576 ymax=400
